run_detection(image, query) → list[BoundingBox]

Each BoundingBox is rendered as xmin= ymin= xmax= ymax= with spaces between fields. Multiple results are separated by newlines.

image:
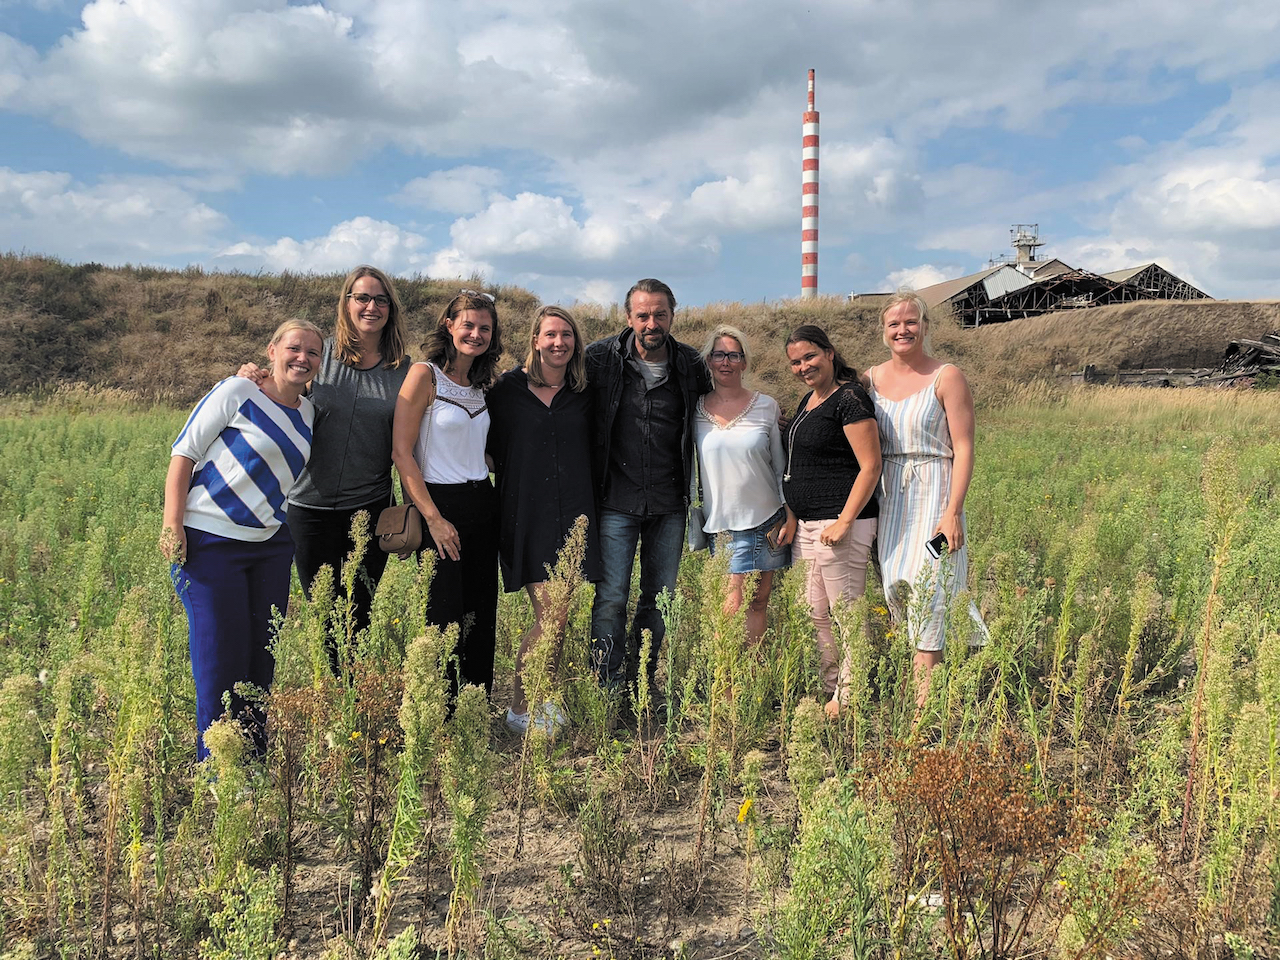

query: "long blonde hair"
xmin=526 ymin=305 xmax=587 ymax=392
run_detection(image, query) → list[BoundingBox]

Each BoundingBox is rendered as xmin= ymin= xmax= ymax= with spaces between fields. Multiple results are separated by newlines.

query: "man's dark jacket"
xmin=584 ymin=328 xmax=713 ymax=507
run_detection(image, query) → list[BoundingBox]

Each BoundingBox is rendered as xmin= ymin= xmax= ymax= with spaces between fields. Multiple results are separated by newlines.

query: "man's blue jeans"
xmin=590 ymin=508 xmax=686 ymax=688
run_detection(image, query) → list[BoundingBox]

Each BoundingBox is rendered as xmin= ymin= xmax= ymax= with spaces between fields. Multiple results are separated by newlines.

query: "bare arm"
xmin=160 ymin=456 xmax=196 ymax=562
xmin=821 ymin=419 xmax=882 ymax=546
xmin=935 ymin=364 xmax=975 ymax=552
xmin=391 ymin=364 xmax=462 ymax=561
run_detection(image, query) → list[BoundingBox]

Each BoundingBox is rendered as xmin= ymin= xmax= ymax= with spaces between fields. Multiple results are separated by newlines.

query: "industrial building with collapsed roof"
xmin=885 ymin=226 xmax=1211 ymax=327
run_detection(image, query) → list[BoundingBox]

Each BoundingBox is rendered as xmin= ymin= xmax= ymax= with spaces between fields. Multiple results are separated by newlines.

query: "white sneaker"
xmin=505 ymin=707 xmax=530 ymax=734
xmin=506 ymin=703 xmax=567 ymax=737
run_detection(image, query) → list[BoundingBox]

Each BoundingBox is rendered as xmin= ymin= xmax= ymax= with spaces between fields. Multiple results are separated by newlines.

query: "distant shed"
xmin=1101 ymin=263 xmax=1210 ymax=301
xmin=919 ymin=264 xmax=1035 ymax=326
xmin=917 ymin=261 xmax=1210 ymax=328
xmin=895 ymin=225 xmax=1213 ymax=327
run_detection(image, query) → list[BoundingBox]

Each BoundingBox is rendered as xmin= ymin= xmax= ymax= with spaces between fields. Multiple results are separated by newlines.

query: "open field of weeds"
xmin=4 ymin=382 xmax=1280 ymax=959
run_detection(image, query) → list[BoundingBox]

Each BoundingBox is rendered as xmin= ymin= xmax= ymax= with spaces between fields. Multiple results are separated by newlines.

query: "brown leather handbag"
xmin=376 ymin=503 xmax=422 ymax=553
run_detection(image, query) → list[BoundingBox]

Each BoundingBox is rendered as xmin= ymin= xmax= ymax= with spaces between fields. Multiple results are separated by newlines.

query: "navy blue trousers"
xmin=172 ymin=526 xmax=293 ymax=761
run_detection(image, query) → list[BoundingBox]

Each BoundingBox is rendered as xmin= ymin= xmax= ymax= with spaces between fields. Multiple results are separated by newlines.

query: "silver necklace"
xmin=783 ymin=385 xmax=837 ymax=482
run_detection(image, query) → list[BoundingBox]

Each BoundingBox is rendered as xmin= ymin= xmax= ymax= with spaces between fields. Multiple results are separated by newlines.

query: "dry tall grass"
xmin=4 ymin=254 xmax=1276 ymax=408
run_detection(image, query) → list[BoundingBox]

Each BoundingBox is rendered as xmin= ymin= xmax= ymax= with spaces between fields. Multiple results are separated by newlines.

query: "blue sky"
xmin=2 ymin=0 xmax=1278 ymax=308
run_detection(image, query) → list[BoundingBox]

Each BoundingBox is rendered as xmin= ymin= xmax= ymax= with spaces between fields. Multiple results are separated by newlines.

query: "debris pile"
xmin=1212 ymin=333 xmax=1280 ymax=384
xmin=1071 ymin=331 xmax=1280 ymax=388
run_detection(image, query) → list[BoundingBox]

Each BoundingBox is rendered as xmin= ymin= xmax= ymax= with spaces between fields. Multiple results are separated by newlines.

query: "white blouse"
xmin=694 ymin=392 xmax=786 ymax=533
xmin=414 ymin=362 xmax=490 ymax=483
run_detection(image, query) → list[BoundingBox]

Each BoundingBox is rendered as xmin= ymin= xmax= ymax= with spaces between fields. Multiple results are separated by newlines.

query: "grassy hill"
xmin=3 ymin=254 xmax=1275 ymax=408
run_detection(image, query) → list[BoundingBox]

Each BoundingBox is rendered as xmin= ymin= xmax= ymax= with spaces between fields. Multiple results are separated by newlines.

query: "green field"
xmin=2 ymin=383 xmax=1279 ymax=959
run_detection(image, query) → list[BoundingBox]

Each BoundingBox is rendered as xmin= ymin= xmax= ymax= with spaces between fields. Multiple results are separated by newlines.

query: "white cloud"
xmin=214 ymin=217 xmax=430 ymax=274
xmin=569 ymin=279 xmax=619 ymax=308
xmin=426 ymin=246 xmax=493 ymax=283
xmin=0 ymin=167 xmax=226 ymax=258
xmin=444 ymin=191 xmax=719 ymax=277
xmin=883 ymin=265 xmax=964 ymax=291
xmin=682 ymin=150 xmax=791 ymax=232
xmin=1127 ymin=161 xmax=1280 ymax=233
xmin=0 ymin=34 xmax=36 ymax=104
xmin=393 ymin=166 xmax=504 ymax=215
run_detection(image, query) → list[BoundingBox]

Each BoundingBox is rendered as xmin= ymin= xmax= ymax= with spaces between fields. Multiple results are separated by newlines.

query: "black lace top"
xmin=782 ymin=381 xmax=879 ymax=521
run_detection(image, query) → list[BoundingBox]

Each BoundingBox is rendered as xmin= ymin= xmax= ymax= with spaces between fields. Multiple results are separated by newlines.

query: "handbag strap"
xmin=690 ymin=437 xmax=704 ymax=507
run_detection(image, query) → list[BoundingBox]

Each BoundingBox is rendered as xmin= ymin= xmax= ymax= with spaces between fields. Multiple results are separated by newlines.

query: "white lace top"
xmin=693 ymin=392 xmax=786 ymax=533
xmin=413 ymin=362 xmax=490 ymax=483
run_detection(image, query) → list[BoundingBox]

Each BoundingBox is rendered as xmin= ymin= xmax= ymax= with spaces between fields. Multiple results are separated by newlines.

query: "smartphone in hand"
xmin=926 ymin=532 xmax=948 ymax=559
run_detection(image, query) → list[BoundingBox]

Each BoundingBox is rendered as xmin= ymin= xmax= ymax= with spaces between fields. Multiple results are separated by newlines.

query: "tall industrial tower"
xmin=801 ymin=69 xmax=819 ymax=299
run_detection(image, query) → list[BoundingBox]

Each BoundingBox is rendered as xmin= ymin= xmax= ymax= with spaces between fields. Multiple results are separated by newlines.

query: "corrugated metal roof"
xmin=981 ymin=266 xmax=1036 ymax=300
xmin=1021 ymin=258 xmax=1073 ymax=279
xmin=1101 ymin=264 xmax=1154 ymax=283
xmin=917 ymin=265 xmax=1003 ymax=308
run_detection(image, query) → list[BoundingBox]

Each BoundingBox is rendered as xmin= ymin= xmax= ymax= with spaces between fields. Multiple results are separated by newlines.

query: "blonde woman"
xmin=867 ymin=292 xmax=985 ymax=711
xmin=163 ymin=319 xmax=323 ymax=759
xmin=693 ymin=325 xmax=789 ymax=646
xmin=487 ymin=306 xmax=600 ymax=735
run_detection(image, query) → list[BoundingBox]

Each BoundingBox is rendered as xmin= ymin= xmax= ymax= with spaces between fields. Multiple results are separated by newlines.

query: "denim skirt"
xmin=709 ymin=506 xmax=792 ymax=574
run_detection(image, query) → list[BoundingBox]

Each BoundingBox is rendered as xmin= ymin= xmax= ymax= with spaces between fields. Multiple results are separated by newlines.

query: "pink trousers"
xmin=793 ymin=517 xmax=877 ymax=700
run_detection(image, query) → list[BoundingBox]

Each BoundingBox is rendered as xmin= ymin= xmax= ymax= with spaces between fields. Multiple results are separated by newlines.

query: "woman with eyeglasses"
xmin=486 ymin=305 xmax=600 ymax=736
xmin=693 ymin=325 xmax=790 ymax=648
xmin=240 ymin=266 xmax=411 ymax=659
xmin=392 ymin=291 xmax=503 ymax=699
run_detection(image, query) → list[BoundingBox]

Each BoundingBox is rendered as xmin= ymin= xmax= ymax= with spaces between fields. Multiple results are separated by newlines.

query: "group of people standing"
xmin=160 ymin=267 xmax=980 ymax=759
xmin=693 ymin=298 xmax=980 ymax=719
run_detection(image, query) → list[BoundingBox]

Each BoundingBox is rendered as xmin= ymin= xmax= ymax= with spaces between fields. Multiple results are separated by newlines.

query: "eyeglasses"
xmin=460 ymin=289 xmax=496 ymax=302
xmin=347 ymin=293 xmax=391 ymax=308
xmin=709 ymin=350 xmax=745 ymax=364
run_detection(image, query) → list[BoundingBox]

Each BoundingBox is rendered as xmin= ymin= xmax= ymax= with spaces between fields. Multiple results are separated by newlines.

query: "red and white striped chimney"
xmin=801 ymin=69 xmax=819 ymax=299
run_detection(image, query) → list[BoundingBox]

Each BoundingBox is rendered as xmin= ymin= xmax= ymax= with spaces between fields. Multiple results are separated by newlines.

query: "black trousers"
xmin=422 ymin=479 xmax=498 ymax=700
xmin=288 ymin=498 xmax=392 ymax=669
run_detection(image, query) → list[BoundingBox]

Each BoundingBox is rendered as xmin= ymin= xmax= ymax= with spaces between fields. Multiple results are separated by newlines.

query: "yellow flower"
xmin=349 ymin=730 xmax=362 ymax=741
xmin=738 ymin=797 xmax=754 ymax=823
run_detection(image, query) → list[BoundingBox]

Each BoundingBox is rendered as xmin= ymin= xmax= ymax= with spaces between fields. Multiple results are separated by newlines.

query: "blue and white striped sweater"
xmin=172 ymin=378 xmax=315 ymax=542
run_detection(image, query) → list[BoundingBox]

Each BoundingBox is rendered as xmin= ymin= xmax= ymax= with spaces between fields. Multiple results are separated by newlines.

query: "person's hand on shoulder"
xmin=237 ymin=362 xmax=269 ymax=386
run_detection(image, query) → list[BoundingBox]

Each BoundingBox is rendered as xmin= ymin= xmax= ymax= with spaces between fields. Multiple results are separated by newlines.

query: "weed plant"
xmin=6 ymin=382 xmax=1280 ymax=954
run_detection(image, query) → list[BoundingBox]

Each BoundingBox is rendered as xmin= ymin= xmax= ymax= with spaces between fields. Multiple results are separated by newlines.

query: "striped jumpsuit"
xmin=868 ymin=365 xmax=985 ymax=652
